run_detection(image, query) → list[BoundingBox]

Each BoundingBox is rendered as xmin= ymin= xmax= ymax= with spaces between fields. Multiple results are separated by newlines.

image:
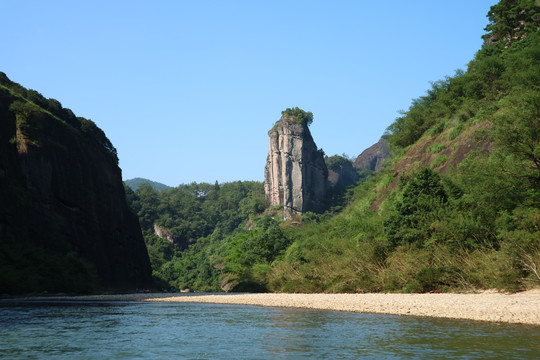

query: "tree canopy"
xmin=281 ymin=107 xmax=313 ymax=126
xmin=482 ymin=0 xmax=540 ymax=45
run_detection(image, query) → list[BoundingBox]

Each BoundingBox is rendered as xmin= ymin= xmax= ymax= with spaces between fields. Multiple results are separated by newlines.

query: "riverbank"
xmin=145 ymin=290 xmax=540 ymax=326
xmin=5 ymin=290 xmax=540 ymax=326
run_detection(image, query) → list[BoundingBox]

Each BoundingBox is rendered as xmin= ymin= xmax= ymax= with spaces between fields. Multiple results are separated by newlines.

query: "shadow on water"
xmin=0 ymin=300 xmax=539 ymax=359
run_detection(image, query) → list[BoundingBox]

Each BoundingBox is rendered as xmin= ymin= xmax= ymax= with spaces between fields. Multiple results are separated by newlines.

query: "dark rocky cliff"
xmin=353 ymin=138 xmax=391 ymax=172
xmin=264 ymin=114 xmax=328 ymax=220
xmin=0 ymin=73 xmax=153 ymax=294
xmin=327 ymin=160 xmax=360 ymax=187
xmin=325 ymin=154 xmax=361 ymax=188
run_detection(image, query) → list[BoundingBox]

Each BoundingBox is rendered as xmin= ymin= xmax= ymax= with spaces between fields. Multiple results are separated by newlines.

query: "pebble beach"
xmin=145 ymin=291 xmax=540 ymax=326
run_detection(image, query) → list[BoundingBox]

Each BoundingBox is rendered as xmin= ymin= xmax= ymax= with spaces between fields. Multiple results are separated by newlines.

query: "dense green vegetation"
xmin=280 ymin=107 xmax=314 ymax=126
xmin=482 ymin=0 xmax=539 ymax=45
xmin=124 ymin=181 xmax=268 ymax=290
xmin=135 ymin=0 xmax=539 ymax=293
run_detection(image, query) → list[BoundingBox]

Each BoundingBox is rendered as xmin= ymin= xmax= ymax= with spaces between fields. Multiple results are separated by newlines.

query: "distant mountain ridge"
xmin=124 ymin=177 xmax=171 ymax=191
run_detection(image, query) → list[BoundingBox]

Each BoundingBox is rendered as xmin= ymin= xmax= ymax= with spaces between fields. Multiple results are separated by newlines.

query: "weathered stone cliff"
xmin=0 ymin=73 xmax=153 ymax=294
xmin=264 ymin=115 xmax=327 ymax=219
xmin=353 ymin=138 xmax=391 ymax=172
xmin=327 ymin=160 xmax=360 ymax=187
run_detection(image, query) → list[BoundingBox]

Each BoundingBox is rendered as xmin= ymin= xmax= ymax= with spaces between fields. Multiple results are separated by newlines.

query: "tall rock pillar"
xmin=264 ymin=112 xmax=327 ymax=220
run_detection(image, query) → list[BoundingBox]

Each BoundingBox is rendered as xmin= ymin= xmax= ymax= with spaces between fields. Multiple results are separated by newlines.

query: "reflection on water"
xmin=0 ymin=300 xmax=539 ymax=359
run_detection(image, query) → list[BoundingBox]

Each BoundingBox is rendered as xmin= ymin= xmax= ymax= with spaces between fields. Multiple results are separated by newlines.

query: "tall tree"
xmin=483 ymin=0 xmax=540 ymax=45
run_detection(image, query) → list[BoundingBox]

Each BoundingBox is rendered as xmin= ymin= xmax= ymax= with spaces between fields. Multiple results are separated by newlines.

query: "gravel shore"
xmin=144 ymin=290 xmax=540 ymax=325
xmin=7 ymin=290 xmax=540 ymax=325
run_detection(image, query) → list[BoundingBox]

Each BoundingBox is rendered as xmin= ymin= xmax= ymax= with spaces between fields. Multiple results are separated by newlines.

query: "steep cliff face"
xmin=327 ymin=160 xmax=360 ymax=187
xmin=0 ymin=74 xmax=153 ymax=294
xmin=264 ymin=115 xmax=327 ymax=219
xmin=353 ymin=138 xmax=391 ymax=172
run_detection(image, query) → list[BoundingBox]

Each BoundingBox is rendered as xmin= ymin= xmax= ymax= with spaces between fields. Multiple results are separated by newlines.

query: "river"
xmin=0 ymin=300 xmax=539 ymax=359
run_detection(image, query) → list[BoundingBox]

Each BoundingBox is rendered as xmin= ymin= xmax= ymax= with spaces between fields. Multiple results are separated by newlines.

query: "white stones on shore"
xmin=144 ymin=291 xmax=540 ymax=326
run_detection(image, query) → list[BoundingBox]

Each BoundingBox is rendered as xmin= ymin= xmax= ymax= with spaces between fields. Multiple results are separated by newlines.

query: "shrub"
xmin=427 ymin=143 xmax=445 ymax=153
xmin=385 ymin=168 xmax=448 ymax=247
xmin=429 ymin=122 xmax=445 ymax=135
xmin=448 ymin=124 xmax=464 ymax=140
xmin=405 ymin=266 xmax=460 ymax=293
xmin=431 ymin=154 xmax=447 ymax=168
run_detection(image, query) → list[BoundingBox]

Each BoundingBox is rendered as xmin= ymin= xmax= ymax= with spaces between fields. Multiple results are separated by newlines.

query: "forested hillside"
xmin=124 ymin=181 xmax=268 ymax=290
xmin=129 ymin=0 xmax=539 ymax=293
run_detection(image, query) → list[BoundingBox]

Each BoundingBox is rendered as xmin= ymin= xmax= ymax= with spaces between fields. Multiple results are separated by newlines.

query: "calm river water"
xmin=0 ymin=300 xmax=539 ymax=359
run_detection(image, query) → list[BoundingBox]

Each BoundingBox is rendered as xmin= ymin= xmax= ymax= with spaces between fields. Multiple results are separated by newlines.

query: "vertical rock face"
xmin=264 ymin=115 xmax=328 ymax=219
xmin=0 ymin=74 xmax=153 ymax=294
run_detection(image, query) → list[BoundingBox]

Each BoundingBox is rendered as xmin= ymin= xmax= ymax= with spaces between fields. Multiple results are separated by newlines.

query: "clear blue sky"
xmin=2 ymin=1 xmax=497 ymax=187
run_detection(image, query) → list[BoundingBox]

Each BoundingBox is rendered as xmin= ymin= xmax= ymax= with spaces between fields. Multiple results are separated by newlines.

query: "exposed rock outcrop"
xmin=353 ymin=138 xmax=391 ymax=172
xmin=264 ymin=114 xmax=328 ymax=220
xmin=0 ymin=73 xmax=153 ymax=294
xmin=154 ymin=224 xmax=174 ymax=243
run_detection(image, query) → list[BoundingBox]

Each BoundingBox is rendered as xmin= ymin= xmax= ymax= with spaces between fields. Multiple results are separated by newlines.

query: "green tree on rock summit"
xmin=281 ymin=107 xmax=313 ymax=126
